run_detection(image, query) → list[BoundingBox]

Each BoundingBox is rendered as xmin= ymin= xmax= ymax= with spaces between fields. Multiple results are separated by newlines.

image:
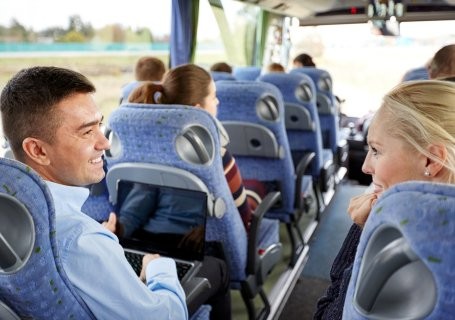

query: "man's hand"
xmin=139 ymin=254 xmax=161 ymax=282
xmin=102 ymin=212 xmax=117 ymax=233
xmin=348 ymin=193 xmax=379 ymax=228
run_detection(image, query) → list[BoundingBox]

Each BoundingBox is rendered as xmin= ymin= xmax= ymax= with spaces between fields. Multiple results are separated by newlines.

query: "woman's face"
xmin=198 ymin=80 xmax=219 ymax=117
xmin=362 ymin=110 xmax=427 ymax=194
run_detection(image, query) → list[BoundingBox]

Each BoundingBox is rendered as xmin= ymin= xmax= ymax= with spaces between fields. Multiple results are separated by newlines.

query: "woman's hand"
xmin=348 ymin=193 xmax=379 ymax=228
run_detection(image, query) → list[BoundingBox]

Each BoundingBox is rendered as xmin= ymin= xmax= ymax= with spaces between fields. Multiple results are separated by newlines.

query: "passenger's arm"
xmin=314 ymin=224 xmax=362 ymax=320
xmin=62 ymin=227 xmax=188 ymax=319
xmin=221 ymin=147 xmax=254 ymax=231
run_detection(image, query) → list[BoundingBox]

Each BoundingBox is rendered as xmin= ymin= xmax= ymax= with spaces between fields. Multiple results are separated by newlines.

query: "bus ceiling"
xmin=234 ymin=0 xmax=455 ymax=26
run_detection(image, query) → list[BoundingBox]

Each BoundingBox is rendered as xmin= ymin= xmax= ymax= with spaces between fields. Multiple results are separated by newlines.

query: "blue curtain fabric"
xmin=170 ymin=0 xmax=199 ymax=67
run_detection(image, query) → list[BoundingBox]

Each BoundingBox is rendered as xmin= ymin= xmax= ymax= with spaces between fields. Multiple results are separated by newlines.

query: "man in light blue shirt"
xmin=0 ymin=66 xmax=188 ymax=319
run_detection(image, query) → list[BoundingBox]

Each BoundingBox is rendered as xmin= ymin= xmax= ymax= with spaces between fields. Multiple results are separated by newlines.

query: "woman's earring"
xmin=424 ymin=169 xmax=431 ymax=177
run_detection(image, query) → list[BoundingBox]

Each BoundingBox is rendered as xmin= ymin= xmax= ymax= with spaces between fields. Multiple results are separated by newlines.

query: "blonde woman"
xmin=314 ymin=80 xmax=455 ymax=319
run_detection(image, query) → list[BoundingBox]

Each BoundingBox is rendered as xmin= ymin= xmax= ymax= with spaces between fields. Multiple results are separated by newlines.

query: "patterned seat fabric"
xmin=215 ymin=80 xmax=319 ymax=265
xmin=258 ymin=72 xmax=333 ymax=183
xmin=0 ymin=157 xmax=94 ymax=319
xmin=291 ymin=67 xmax=344 ymax=162
xmin=344 ymin=181 xmax=455 ymax=319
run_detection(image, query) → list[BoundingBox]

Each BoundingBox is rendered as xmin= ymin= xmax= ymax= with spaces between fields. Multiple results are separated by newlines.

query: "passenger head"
xmin=210 ymin=62 xmax=232 ymax=74
xmin=266 ymin=62 xmax=285 ymax=73
xmin=428 ymin=44 xmax=455 ymax=79
xmin=135 ymin=56 xmax=166 ymax=81
xmin=362 ymin=80 xmax=455 ymax=193
xmin=0 ymin=66 xmax=109 ymax=186
xmin=129 ymin=63 xmax=219 ymax=117
xmin=293 ymin=53 xmax=316 ymax=68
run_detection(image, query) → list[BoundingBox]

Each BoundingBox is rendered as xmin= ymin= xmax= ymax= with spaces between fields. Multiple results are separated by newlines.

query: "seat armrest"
xmin=183 ymin=277 xmax=211 ymax=307
xmin=294 ymin=152 xmax=315 ymax=209
xmin=246 ymin=191 xmax=281 ymax=275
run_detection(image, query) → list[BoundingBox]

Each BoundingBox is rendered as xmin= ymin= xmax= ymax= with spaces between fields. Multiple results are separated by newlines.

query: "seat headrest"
xmin=344 ymin=181 xmax=455 ymax=319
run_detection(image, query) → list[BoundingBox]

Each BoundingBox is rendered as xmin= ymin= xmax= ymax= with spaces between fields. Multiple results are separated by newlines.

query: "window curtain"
xmin=170 ymin=0 xmax=199 ymax=67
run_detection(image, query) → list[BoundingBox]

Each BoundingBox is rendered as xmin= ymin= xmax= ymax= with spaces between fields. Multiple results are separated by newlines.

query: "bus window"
xmin=288 ymin=20 xmax=455 ymax=118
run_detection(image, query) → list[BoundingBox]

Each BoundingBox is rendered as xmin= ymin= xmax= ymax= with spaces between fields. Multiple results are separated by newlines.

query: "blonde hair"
xmin=378 ymin=80 xmax=455 ymax=182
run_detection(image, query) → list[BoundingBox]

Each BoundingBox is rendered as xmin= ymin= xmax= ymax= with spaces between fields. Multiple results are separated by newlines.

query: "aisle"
xmin=278 ymin=182 xmax=367 ymax=319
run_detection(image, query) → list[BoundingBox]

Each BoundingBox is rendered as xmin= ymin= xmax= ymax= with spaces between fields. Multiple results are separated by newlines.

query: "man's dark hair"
xmin=1 ymin=66 xmax=95 ymax=161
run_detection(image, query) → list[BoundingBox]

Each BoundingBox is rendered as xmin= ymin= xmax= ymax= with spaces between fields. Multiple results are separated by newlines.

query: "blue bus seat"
xmin=291 ymin=67 xmax=348 ymax=172
xmin=257 ymin=72 xmax=337 ymax=199
xmin=215 ymin=80 xmax=319 ymax=264
xmin=233 ymin=66 xmax=262 ymax=80
xmin=344 ymin=181 xmax=455 ymax=319
xmin=0 ymin=157 xmax=95 ymax=319
xmin=211 ymin=71 xmax=236 ymax=82
xmin=104 ymin=103 xmax=283 ymax=319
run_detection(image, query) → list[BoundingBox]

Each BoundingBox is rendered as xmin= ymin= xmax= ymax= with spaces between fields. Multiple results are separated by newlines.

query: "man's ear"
xmin=426 ymin=143 xmax=447 ymax=177
xmin=22 ymin=137 xmax=51 ymax=165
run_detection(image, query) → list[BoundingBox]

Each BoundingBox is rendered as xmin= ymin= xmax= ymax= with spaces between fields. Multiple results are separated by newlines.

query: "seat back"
xmin=291 ymin=67 xmax=340 ymax=155
xmin=257 ymin=72 xmax=325 ymax=179
xmin=211 ymin=71 xmax=236 ymax=82
xmin=81 ymin=168 xmax=114 ymax=222
xmin=233 ymin=66 xmax=262 ymax=80
xmin=344 ymin=181 xmax=455 ymax=319
xmin=215 ymin=80 xmax=296 ymax=214
xmin=105 ymin=103 xmax=253 ymax=282
xmin=0 ymin=158 xmax=94 ymax=319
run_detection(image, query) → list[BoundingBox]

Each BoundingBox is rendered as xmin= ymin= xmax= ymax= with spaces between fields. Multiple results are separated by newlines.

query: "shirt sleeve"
xmin=61 ymin=226 xmax=188 ymax=319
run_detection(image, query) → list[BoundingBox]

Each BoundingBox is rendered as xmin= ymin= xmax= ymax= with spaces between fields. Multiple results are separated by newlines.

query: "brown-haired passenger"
xmin=293 ymin=53 xmax=316 ymax=68
xmin=135 ymin=56 xmax=166 ymax=81
xmin=128 ymin=63 xmax=264 ymax=228
xmin=266 ymin=62 xmax=286 ymax=73
xmin=428 ymin=44 xmax=455 ymax=79
xmin=210 ymin=62 xmax=233 ymax=74
xmin=120 ymin=56 xmax=166 ymax=104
